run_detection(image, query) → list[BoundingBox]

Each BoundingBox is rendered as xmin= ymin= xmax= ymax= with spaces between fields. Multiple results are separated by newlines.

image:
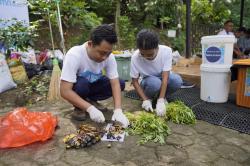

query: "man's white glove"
xmin=112 ymin=109 xmax=129 ymax=128
xmin=156 ymin=98 xmax=167 ymax=116
xmin=86 ymin=105 xmax=105 ymax=123
xmin=142 ymin=100 xmax=153 ymax=112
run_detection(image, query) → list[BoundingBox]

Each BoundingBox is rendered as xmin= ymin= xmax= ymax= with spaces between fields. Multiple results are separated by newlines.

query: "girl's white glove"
xmin=156 ymin=98 xmax=167 ymax=117
xmin=142 ymin=100 xmax=153 ymax=112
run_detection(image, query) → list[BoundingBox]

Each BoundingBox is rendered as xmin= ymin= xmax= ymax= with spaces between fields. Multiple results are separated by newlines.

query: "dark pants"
xmin=73 ymin=76 xmax=125 ymax=101
xmin=231 ymin=66 xmax=238 ymax=82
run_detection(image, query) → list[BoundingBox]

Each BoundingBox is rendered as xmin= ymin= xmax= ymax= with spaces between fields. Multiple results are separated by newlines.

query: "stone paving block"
xmin=0 ymin=146 xmax=37 ymax=165
xmin=192 ymin=121 xmax=223 ymax=135
xmin=215 ymin=129 xmax=247 ymax=146
xmin=242 ymin=157 xmax=250 ymax=166
xmin=86 ymin=140 xmax=136 ymax=164
xmin=82 ymin=158 xmax=113 ymax=166
xmin=156 ymin=145 xmax=188 ymax=164
xmin=168 ymin=123 xmax=197 ymax=136
xmin=165 ymin=133 xmax=194 ymax=147
xmin=213 ymin=158 xmax=242 ymax=166
xmin=214 ymin=144 xmax=249 ymax=163
xmin=128 ymin=147 xmax=158 ymax=166
xmin=32 ymin=145 xmax=64 ymax=164
xmin=186 ymin=144 xmax=219 ymax=163
xmin=62 ymin=150 xmax=93 ymax=165
xmin=47 ymin=161 xmax=70 ymax=166
xmin=194 ymin=134 xmax=219 ymax=147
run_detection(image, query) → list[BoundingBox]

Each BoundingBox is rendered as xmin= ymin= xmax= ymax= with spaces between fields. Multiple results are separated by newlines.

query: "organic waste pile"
xmin=166 ymin=101 xmax=196 ymax=124
xmin=125 ymin=101 xmax=196 ymax=145
xmin=125 ymin=112 xmax=171 ymax=145
xmin=63 ymin=124 xmax=103 ymax=149
xmin=23 ymin=74 xmax=51 ymax=104
xmin=63 ymin=101 xmax=196 ymax=147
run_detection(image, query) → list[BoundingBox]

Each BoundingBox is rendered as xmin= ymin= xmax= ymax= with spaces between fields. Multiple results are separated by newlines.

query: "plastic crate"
xmin=115 ymin=57 xmax=131 ymax=81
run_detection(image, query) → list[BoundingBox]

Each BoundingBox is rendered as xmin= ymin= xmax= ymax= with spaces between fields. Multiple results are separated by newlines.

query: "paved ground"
xmin=0 ymin=95 xmax=250 ymax=166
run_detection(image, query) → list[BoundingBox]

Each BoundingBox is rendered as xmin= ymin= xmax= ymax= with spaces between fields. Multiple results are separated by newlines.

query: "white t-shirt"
xmin=61 ymin=43 xmax=118 ymax=83
xmin=130 ymin=45 xmax=172 ymax=79
xmin=217 ymin=29 xmax=234 ymax=36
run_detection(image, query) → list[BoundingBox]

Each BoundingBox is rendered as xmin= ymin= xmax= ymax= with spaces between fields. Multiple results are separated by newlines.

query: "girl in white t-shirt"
xmin=130 ymin=29 xmax=183 ymax=117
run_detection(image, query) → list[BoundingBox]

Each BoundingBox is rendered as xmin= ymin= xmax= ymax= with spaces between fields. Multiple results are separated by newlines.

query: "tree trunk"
xmin=176 ymin=0 xmax=183 ymax=37
xmin=115 ymin=0 xmax=121 ymax=49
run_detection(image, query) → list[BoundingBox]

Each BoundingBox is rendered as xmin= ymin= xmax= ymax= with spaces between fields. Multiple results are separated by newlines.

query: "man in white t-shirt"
xmin=60 ymin=24 xmax=129 ymax=128
xmin=130 ymin=29 xmax=183 ymax=117
xmin=217 ymin=20 xmax=234 ymax=36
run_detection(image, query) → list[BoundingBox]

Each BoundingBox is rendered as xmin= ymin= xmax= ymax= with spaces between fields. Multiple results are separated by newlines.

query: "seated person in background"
xmin=231 ymin=29 xmax=250 ymax=81
xmin=217 ymin=20 xmax=246 ymax=59
xmin=234 ymin=27 xmax=246 ymax=41
xmin=237 ymin=28 xmax=250 ymax=58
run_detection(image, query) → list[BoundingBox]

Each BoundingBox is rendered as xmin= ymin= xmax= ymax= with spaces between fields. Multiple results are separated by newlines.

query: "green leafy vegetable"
xmin=125 ymin=112 xmax=170 ymax=145
xmin=166 ymin=101 xmax=196 ymax=124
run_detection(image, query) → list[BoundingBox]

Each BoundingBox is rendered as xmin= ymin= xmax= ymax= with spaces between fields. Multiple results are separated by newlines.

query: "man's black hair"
xmin=237 ymin=27 xmax=247 ymax=32
xmin=246 ymin=28 xmax=250 ymax=35
xmin=90 ymin=24 xmax=117 ymax=45
xmin=136 ymin=29 xmax=159 ymax=49
xmin=224 ymin=20 xmax=233 ymax=25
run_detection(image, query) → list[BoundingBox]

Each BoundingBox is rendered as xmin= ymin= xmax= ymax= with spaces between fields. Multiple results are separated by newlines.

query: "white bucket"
xmin=200 ymin=64 xmax=231 ymax=103
xmin=201 ymin=35 xmax=236 ymax=66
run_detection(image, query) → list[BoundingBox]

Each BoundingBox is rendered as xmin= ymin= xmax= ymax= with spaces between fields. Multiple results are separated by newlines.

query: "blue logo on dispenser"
xmin=205 ymin=46 xmax=224 ymax=63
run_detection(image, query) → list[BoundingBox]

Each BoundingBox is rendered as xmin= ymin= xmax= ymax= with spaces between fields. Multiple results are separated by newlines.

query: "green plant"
xmin=160 ymin=16 xmax=171 ymax=29
xmin=0 ymin=18 xmax=38 ymax=54
xmin=171 ymin=31 xmax=185 ymax=53
xmin=166 ymin=101 xmax=196 ymax=125
xmin=118 ymin=16 xmax=136 ymax=49
xmin=125 ymin=112 xmax=171 ymax=145
xmin=28 ymin=0 xmax=102 ymax=28
xmin=159 ymin=30 xmax=185 ymax=53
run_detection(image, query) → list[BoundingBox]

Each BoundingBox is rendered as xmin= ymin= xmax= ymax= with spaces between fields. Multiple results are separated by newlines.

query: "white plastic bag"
xmin=46 ymin=49 xmax=64 ymax=60
xmin=0 ymin=53 xmax=17 ymax=93
xmin=20 ymin=48 xmax=37 ymax=64
xmin=54 ymin=49 xmax=64 ymax=60
xmin=172 ymin=51 xmax=181 ymax=65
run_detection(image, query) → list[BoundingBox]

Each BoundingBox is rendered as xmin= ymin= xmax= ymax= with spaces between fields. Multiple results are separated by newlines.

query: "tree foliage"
xmin=24 ymin=0 xmax=250 ymax=50
xmin=28 ymin=0 xmax=102 ymax=28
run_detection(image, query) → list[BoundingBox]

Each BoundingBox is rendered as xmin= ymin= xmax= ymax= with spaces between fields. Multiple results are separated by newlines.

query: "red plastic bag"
xmin=0 ymin=107 xmax=58 ymax=148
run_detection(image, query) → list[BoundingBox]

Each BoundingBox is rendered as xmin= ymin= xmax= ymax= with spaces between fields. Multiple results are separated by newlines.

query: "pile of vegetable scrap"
xmin=63 ymin=124 xmax=103 ymax=149
xmin=101 ymin=121 xmax=125 ymax=142
xmin=125 ymin=112 xmax=171 ymax=145
xmin=22 ymin=74 xmax=51 ymax=104
xmin=23 ymin=74 xmax=50 ymax=96
xmin=166 ymin=101 xmax=196 ymax=124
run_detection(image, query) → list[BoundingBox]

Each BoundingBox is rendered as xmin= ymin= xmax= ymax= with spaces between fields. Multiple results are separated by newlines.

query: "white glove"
xmin=86 ymin=106 xmax=105 ymax=123
xmin=112 ymin=109 xmax=130 ymax=128
xmin=142 ymin=100 xmax=153 ymax=112
xmin=156 ymin=98 xmax=167 ymax=116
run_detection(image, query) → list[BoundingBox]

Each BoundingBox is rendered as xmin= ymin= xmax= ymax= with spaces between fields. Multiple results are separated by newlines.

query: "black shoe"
xmin=71 ymin=107 xmax=87 ymax=121
xmin=86 ymin=99 xmax=108 ymax=112
xmin=181 ymin=81 xmax=196 ymax=89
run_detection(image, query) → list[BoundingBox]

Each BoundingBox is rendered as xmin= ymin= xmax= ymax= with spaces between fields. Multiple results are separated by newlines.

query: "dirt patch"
xmin=0 ymin=74 xmax=51 ymax=108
